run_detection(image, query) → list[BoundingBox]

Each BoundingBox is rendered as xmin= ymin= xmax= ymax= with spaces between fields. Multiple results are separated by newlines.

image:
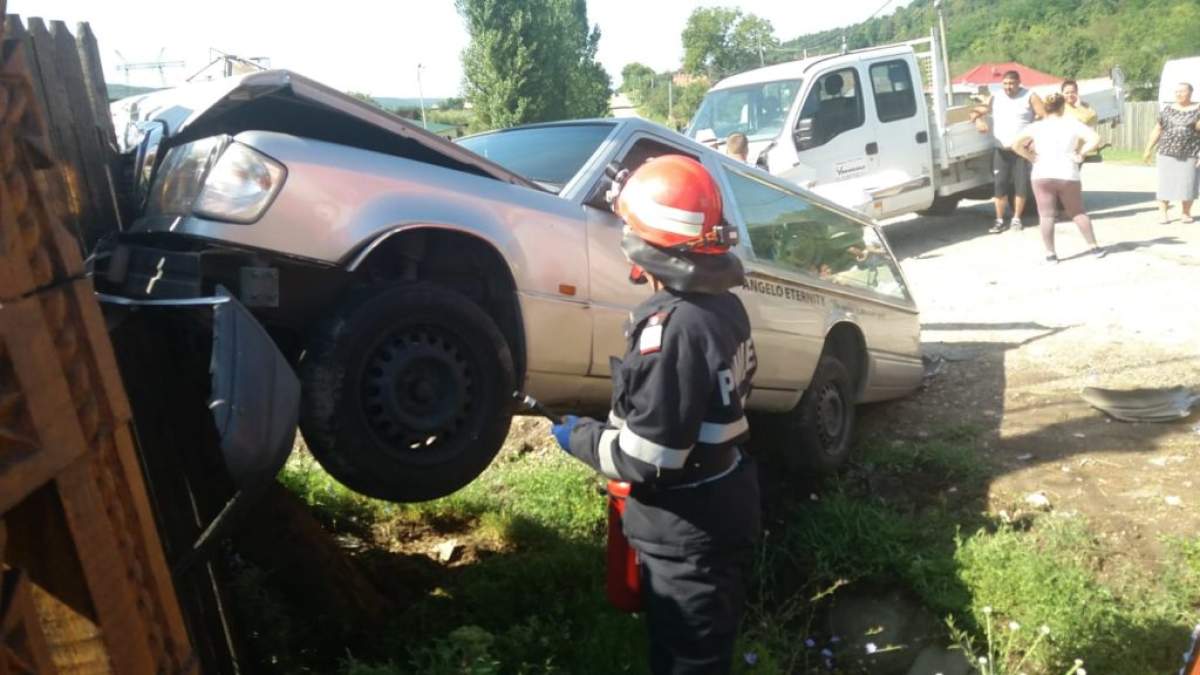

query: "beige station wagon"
xmin=100 ymin=70 xmax=923 ymax=502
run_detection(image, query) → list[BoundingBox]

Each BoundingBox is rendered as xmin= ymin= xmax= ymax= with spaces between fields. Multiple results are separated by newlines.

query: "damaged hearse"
xmin=98 ymin=70 xmax=923 ymax=502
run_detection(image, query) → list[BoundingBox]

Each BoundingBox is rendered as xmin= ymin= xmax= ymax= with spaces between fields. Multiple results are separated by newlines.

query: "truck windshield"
xmin=457 ymin=123 xmax=615 ymax=193
xmin=686 ymin=79 xmax=802 ymax=144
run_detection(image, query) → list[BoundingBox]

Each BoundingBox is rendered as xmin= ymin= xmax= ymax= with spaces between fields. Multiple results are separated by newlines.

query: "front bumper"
xmin=99 ymin=288 xmax=299 ymax=488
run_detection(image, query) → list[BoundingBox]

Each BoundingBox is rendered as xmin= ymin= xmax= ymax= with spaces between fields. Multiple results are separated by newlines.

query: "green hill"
xmin=780 ymin=0 xmax=1199 ymax=99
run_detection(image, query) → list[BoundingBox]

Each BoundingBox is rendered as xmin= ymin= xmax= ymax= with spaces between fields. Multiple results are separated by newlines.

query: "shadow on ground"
xmin=884 ymin=190 xmax=1156 ymax=260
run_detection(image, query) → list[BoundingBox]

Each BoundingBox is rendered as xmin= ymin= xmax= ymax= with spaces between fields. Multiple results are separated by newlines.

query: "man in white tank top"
xmin=970 ymin=70 xmax=1046 ymax=233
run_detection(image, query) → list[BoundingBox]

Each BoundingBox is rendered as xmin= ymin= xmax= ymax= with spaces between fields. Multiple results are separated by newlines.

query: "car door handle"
xmin=866 ymin=142 xmax=879 ymax=155
xmin=915 ymin=131 xmax=928 ymax=144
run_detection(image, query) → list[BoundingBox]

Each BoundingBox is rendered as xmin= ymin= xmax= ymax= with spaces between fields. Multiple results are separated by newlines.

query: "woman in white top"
xmin=1011 ymin=93 xmax=1104 ymax=262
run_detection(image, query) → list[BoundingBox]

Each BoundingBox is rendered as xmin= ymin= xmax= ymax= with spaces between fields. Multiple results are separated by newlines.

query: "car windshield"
xmin=686 ymin=79 xmax=802 ymax=144
xmin=457 ymin=123 xmax=615 ymax=193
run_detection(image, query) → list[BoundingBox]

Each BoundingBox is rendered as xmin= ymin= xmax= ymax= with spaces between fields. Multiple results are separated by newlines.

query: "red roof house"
xmin=952 ymin=62 xmax=1064 ymax=87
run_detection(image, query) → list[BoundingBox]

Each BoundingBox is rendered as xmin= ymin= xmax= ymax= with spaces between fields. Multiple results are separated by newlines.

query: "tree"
xmin=457 ymin=0 xmax=610 ymax=130
xmin=345 ymin=91 xmax=382 ymax=108
xmin=729 ymin=14 xmax=779 ymax=72
xmin=681 ymin=7 xmax=779 ymax=80
xmin=681 ymin=7 xmax=742 ymax=80
xmin=620 ymin=62 xmax=656 ymax=96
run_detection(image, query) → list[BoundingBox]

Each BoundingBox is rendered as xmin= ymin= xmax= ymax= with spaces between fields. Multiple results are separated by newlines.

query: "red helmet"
xmin=615 ymin=155 xmax=734 ymax=254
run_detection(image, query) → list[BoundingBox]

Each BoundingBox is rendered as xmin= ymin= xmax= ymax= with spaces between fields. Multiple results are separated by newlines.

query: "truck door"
xmin=861 ymin=56 xmax=935 ymax=218
xmin=779 ymin=65 xmax=881 ymax=211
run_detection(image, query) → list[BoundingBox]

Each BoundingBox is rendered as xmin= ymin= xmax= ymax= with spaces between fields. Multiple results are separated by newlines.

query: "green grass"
xmin=244 ymin=434 xmax=1198 ymax=675
xmin=1098 ymin=147 xmax=1146 ymax=165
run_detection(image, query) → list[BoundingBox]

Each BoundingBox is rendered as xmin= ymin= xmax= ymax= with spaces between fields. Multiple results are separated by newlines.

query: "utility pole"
xmin=417 ymin=63 xmax=428 ymax=129
xmin=934 ymin=0 xmax=953 ymax=107
xmin=758 ymin=46 xmax=765 ymax=67
xmin=668 ymin=74 xmax=674 ymax=127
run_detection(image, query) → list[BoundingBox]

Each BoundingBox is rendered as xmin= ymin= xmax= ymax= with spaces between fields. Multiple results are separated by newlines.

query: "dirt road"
xmin=873 ymin=160 xmax=1200 ymax=564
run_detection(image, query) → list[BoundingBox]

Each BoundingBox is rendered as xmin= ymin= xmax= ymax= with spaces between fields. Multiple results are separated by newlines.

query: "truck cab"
xmin=687 ymin=31 xmax=1003 ymax=222
xmin=688 ymin=47 xmax=938 ymax=219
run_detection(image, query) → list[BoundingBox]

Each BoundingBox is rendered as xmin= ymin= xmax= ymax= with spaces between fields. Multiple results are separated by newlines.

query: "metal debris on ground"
xmin=1025 ymin=492 xmax=1052 ymax=510
xmin=1081 ymin=386 xmax=1200 ymax=422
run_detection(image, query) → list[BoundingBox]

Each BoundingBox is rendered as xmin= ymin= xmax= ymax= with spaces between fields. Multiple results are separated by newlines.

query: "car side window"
xmin=869 ymin=60 xmax=917 ymax=123
xmin=723 ymin=169 xmax=910 ymax=300
xmin=796 ymin=67 xmax=865 ymax=149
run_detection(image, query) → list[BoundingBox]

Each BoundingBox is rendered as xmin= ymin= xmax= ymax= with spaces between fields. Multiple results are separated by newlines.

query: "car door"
xmin=714 ymin=165 xmax=830 ymax=392
xmin=861 ymin=56 xmax=935 ymax=218
xmin=778 ymin=64 xmax=880 ymax=210
xmin=582 ymin=134 xmax=697 ymax=377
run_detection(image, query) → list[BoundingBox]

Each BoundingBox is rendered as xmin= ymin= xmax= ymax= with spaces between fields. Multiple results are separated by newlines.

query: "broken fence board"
xmin=50 ymin=20 xmax=116 ymax=245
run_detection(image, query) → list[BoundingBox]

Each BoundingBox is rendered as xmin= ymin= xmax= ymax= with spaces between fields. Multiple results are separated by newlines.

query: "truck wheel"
xmin=299 ymin=283 xmax=515 ymax=502
xmin=782 ymin=355 xmax=856 ymax=473
xmin=917 ymin=195 xmax=960 ymax=217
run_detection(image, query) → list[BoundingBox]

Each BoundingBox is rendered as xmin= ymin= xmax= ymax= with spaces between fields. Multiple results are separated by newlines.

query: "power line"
xmin=867 ymin=0 xmax=899 ymax=21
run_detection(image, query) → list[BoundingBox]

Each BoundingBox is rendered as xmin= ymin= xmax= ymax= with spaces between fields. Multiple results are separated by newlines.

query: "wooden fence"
xmin=1 ymin=8 xmax=198 ymax=674
xmin=1 ymin=11 xmax=122 ymax=252
xmin=1098 ymin=101 xmax=1161 ymax=152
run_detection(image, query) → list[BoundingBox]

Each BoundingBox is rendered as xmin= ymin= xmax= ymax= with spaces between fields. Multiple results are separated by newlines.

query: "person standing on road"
xmin=1062 ymin=79 xmax=1101 ymax=161
xmin=1010 ymin=93 xmax=1105 ymax=262
xmin=970 ymin=70 xmax=1047 ymax=233
xmin=1142 ymin=82 xmax=1200 ymax=224
xmin=550 ymin=155 xmax=759 ymax=675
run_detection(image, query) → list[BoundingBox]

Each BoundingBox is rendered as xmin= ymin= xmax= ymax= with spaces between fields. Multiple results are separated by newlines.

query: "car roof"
xmin=709 ymin=44 xmax=915 ymax=91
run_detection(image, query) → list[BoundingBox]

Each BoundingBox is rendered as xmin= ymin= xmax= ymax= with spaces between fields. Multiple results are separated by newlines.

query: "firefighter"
xmin=550 ymin=155 xmax=760 ymax=675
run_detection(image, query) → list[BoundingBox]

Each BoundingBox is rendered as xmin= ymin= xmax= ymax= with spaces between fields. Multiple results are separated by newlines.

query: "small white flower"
xmin=829 ymin=635 xmax=841 ymax=644
xmin=1040 ymin=625 xmax=1051 ymax=635
xmin=821 ymin=648 xmax=833 ymax=658
xmin=1008 ymin=621 xmax=1020 ymax=631
xmin=979 ymin=656 xmax=989 ymax=665
xmin=804 ymin=638 xmax=816 ymax=648
xmin=982 ymin=606 xmax=993 ymax=615
xmin=865 ymin=642 xmax=878 ymax=654
xmin=1077 ymin=669 xmax=1087 ymax=675
xmin=743 ymin=651 xmax=758 ymax=666
xmin=1074 ymin=659 xmax=1084 ymax=666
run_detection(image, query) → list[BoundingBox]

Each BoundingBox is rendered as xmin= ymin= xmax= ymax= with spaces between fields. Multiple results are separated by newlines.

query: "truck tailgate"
xmin=932 ymin=106 xmax=993 ymax=166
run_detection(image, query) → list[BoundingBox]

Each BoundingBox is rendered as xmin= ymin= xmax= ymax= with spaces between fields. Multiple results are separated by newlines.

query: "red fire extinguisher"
xmin=605 ymin=479 xmax=641 ymax=612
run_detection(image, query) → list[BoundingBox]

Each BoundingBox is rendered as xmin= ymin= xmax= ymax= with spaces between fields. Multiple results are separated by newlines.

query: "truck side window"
xmin=869 ymin=60 xmax=917 ymax=122
xmin=796 ymin=68 xmax=864 ymax=148
xmin=724 ymin=170 xmax=910 ymax=300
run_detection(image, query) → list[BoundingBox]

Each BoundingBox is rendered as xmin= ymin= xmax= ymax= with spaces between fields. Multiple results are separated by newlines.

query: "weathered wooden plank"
xmin=2 ymin=569 xmax=62 ymax=675
xmin=25 ymin=18 xmax=92 ymax=245
xmin=0 ymin=295 xmax=92 ymax=515
xmin=50 ymin=20 xmax=115 ymax=245
xmin=56 ymin=458 xmax=158 ymax=675
xmin=74 ymin=23 xmax=115 ymax=152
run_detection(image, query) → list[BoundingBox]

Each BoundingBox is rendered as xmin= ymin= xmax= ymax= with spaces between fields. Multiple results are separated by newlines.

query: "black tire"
xmin=782 ymin=355 xmax=856 ymax=473
xmin=299 ymin=283 xmax=515 ymax=502
xmin=917 ymin=195 xmax=961 ymax=217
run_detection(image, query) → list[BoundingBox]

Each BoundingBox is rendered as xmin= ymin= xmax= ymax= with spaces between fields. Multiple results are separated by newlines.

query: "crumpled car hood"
xmin=112 ymin=69 xmax=539 ymax=189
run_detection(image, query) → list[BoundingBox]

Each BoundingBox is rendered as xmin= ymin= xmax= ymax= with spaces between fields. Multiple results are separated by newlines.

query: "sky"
xmin=10 ymin=0 xmax=913 ymax=98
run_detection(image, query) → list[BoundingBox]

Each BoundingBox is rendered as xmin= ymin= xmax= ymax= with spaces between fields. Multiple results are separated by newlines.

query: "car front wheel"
xmin=299 ymin=283 xmax=515 ymax=502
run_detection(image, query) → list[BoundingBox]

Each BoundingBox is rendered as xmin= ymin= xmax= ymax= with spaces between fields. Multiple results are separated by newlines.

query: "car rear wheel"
xmin=299 ymin=283 xmax=515 ymax=502
xmin=781 ymin=355 xmax=856 ymax=473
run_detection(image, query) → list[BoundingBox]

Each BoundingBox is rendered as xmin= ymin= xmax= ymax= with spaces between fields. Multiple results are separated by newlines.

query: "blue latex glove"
xmin=551 ymin=415 xmax=579 ymax=452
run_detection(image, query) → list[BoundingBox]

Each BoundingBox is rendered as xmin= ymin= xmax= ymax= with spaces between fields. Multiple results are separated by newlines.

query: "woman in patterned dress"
xmin=1143 ymin=82 xmax=1200 ymax=223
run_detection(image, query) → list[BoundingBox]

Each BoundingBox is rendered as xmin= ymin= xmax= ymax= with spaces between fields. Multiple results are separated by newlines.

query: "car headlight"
xmin=145 ymin=136 xmax=226 ymax=218
xmin=193 ymin=142 xmax=286 ymax=223
xmin=145 ymin=136 xmax=285 ymax=224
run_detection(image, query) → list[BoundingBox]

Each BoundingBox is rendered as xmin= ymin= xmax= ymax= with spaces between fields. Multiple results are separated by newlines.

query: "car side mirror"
xmin=793 ymin=118 xmax=816 ymax=151
xmin=584 ymin=161 xmax=625 ymax=211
